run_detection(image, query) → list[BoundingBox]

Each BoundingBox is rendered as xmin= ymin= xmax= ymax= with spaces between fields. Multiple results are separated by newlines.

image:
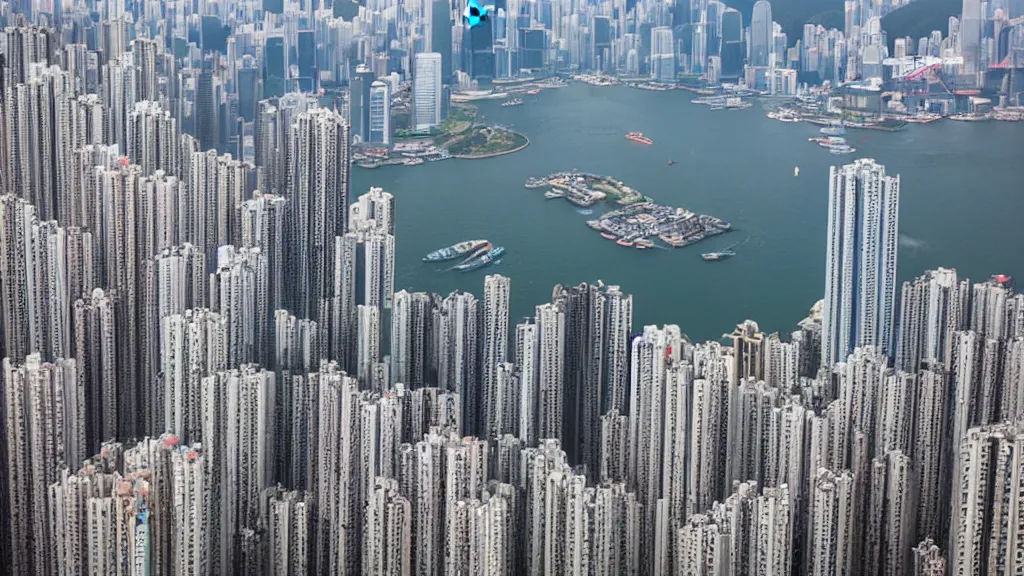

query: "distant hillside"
xmin=723 ymin=0 xmax=845 ymax=45
xmin=881 ymin=0 xmax=961 ymax=51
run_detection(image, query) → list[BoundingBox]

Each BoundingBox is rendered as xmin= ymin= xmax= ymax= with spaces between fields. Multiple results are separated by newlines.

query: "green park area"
xmin=394 ymin=104 xmax=478 ymax=142
xmin=447 ymin=126 xmax=529 ymax=158
xmin=589 ymin=178 xmax=648 ymax=205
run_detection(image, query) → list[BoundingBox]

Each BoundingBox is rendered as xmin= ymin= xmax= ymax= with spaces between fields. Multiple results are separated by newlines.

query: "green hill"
xmin=881 ymin=0 xmax=961 ymax=51
xmin=723 ymin=0 xmax=845 ymax=45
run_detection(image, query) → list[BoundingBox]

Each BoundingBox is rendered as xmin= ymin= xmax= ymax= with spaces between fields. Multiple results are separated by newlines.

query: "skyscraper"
xmin=348 ymin=186 xmax=395 ymax=236
xmin=430 ymin=0 xmax=454 ymax=82
xmin=362 ymin=477 xmax=412 ymax=575
xmin=822 ymin=159 xmax=900 ymax=367
xmin=751 ymin=0 xmax=774 ymax=67
xmin=536 ymin=302 xmax=565 ymax=441
xmin=516 ymin=318 xmax=540 ymax=444
xmin=286 ymin=108 xmax=350 ymax=320
xmin=896 ymin=268 xmax=969 ymax=372
xmin=807 ymin=469 xmax=857 ymax=575
xmin=128 ymin=101 xmax=179 ymax=177
xmin=729 ymin=319 xmax=765 ymax=381
xmin=209 ymin=246 xmax=269 ymax=367
xmin=368 ymin=81 xmax=392 ymax=146
xmin=949 ymin=423 xmax=1024 ymax=574
xmin=266 ymin=488 xmax=313 ymax=576
xmin=349 ymin=65 xmax=375 ymax=143
xmin=469 ymin=18 xmax=496 ymax=79
xmin=239 ymin=194 xmax=287 ymax=316
xmin=413 ymin=53 xmax=443 ymax=132
xmin=960 ymin=0 xmax=983 ymax=74
xmin=74 ymin=288 xmax=119 ymax=452
xmin=627 ymin=324 xmax=684 ymax=572
xmin=483 ymin=274 xmax=511 ymax=439
xmin=650 ymin=27 xmax=675 ymax=81
xmin=3 ymin=354 xmax=83 ymax=576
xmin=390 ymin=290 xmax=437 ymax=388
xmin=161 ymin=309 xmax=228 ymax=442
xmin=438 ymin=291 xmax=481 ymax=433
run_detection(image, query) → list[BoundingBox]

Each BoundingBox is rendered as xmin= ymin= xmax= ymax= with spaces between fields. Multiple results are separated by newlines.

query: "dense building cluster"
xmin=0 ymin=4 xmax=1023 ymax=576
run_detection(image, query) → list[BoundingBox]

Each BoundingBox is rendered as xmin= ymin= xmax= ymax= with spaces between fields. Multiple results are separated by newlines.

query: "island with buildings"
xmin=587 ymin=202 xmax=732 ymax=249
xmin=526 ymin=171 xmax=728 ymax=249
xmin=525 ymin=171 xmax=649 ymax=206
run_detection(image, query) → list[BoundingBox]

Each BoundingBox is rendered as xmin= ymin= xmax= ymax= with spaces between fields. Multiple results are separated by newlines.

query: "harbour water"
xmin=353 ymin=83 xmax=1024 ymax=342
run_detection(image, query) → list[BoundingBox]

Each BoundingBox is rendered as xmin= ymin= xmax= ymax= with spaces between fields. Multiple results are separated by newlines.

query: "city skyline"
xmin=1 ymin=0 xmax=1023 ymax=573
xmin=3 ymin=133 xmax=1024 ymax=575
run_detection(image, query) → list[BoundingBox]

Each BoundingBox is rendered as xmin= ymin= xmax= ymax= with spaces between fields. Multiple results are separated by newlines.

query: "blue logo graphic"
xmin=463 ymin=0 xmax=491 ymax=28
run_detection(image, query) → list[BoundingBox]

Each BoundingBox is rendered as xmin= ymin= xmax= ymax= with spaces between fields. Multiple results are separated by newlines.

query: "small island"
xmin=587 ymin=202 xmax=731 ymax=249
xmin=526 ymin=171 xmax=730 ymax=250
xmin=525 ymin=171 xmax=649 ymax=206
xmin=448 ymin=125 xmax=530 ymax=159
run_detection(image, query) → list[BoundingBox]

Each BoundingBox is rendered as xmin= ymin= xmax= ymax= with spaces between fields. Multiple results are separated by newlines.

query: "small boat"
xmin=577 ymin=208 xmax=594 ymax=215
xmin=702 ymin=249 xmax=735 ymax=261
xmin=501 ymin=98 xmax=524 ymax=107
xmin=668 ymin=160 xmax=677 ymax=166
xmin=544 ymin=189 xmax=564 ymax=199
xmin=794 ymin=167 xmax=800 ymax=177
xmin=423 ymin=240 xmax=490 ymax=262
xmin=625 ymin=132 xmax=653 ymax=145
xmin=616 ymin=239 xmax=634 ymax=247
xmin=820 ymin=122 xmax=846 ymax=136
xmin=600 ymin=232 xmax=618 ymax=240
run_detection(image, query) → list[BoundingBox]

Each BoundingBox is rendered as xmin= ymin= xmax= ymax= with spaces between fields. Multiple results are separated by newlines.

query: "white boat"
xmin=820 ymin=122 xmax=846 ymax=136
xmin=794 ymin=167 xmax=800 ymax=177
